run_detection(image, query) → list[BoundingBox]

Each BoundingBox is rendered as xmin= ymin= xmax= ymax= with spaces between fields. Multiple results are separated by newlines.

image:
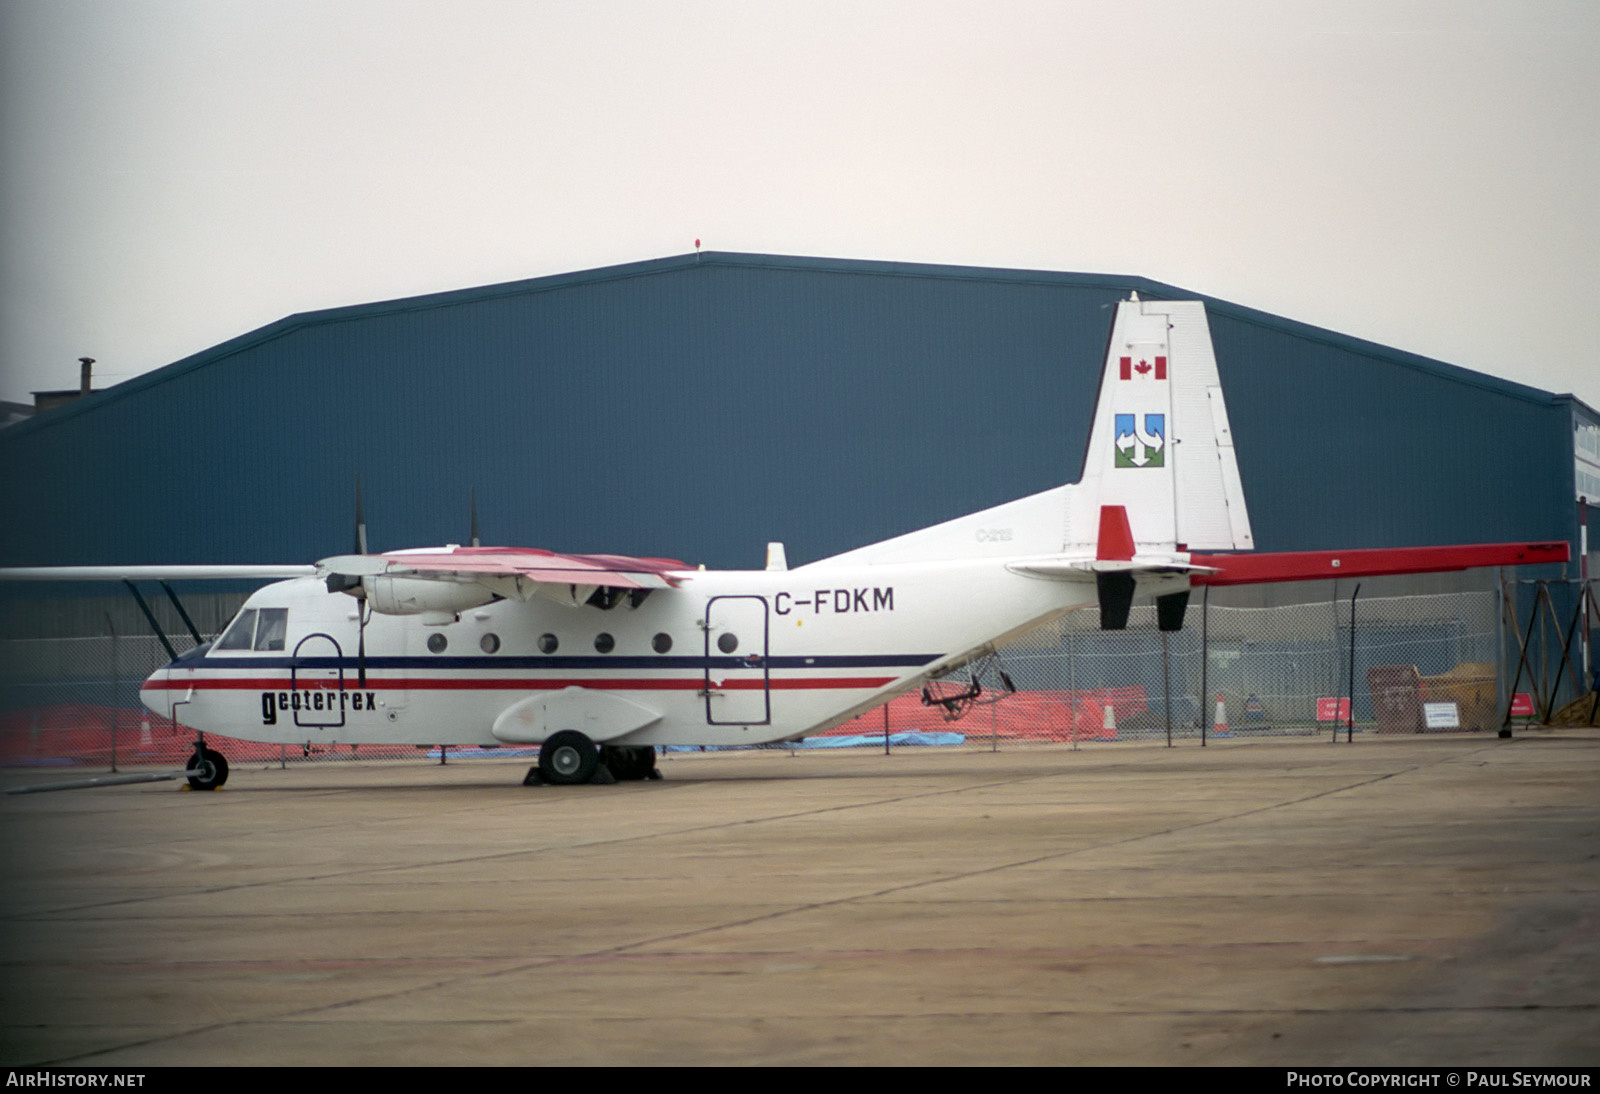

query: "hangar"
xmin=2 ymin=249 xmax=1591 ymax=570
xmin=0 ymin=252 xmax=1592 ymax=743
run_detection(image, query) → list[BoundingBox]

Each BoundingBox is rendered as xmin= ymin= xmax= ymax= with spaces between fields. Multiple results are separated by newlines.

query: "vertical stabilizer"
xmin=1068 ymin=298 xmax=1252 ymax=553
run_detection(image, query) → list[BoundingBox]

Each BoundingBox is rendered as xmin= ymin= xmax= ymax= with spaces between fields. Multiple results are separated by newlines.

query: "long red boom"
xmin=1187 ymin=541 xmax=1569 ymax=587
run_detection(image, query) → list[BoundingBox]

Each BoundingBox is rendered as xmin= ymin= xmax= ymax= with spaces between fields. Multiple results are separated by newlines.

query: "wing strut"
xmin=122 ymin=580 xmax=177 ymax=661
xmin=159 ymin=581 xmax=203 ymax=645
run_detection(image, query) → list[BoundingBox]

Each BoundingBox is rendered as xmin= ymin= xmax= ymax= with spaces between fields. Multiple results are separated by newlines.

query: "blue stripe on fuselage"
xmin=167 ymin=652 xmax=943 ymax=672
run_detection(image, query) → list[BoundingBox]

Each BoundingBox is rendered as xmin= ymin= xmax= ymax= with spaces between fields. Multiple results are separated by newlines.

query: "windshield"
xmin=214 ymin=607 xmax=289 ymax=652
xmin=215 ymin=609 xmax=257 ymax=650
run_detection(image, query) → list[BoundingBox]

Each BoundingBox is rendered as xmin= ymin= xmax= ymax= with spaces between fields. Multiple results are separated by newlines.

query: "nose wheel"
xmin=185 ymin=746 xmax=230 ymax=791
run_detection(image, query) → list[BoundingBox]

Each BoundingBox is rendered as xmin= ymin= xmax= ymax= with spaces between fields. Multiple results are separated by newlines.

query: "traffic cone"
xmin=1213 ymin=693 xmax=1231 ymax=737
xmin=1101 ymin=701 xmax=1117 ymax=739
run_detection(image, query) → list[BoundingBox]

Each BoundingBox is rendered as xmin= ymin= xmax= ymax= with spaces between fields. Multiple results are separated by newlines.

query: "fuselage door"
xmin=291 ymin=633 xmax=345 ymax=729
xmin=704 ymin=595 xmax=770 ymax=726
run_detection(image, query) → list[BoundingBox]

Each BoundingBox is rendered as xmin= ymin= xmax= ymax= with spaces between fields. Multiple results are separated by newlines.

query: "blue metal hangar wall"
xmin=0 ymin=251 xmax=1586 ymax=573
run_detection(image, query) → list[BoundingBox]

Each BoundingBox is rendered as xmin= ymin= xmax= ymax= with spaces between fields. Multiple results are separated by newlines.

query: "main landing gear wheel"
xmin=602 ymin=744 xmax=660 ymax=781
xmin=538 ymin=731 xmax=600 ymax=785
xmin=185 ymin=747 xmax=229 ymax=791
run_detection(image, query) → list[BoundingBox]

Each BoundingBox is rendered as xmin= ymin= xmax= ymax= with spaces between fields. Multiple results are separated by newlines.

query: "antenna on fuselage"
xmin=470 ymin=487 xmax=481 ymax=548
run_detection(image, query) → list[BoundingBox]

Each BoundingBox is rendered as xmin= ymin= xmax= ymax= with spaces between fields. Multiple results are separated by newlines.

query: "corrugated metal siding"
xmin=1210 ymin=313 xmax=1571 ymax=552
xmin=0 ymin=252 xmax=1574 ymax=574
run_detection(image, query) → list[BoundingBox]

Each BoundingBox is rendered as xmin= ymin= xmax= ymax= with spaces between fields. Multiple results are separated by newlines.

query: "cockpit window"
xmin=214 ymin=607 xmax=289 ymax=652
xmin=216 ymin=609 xmax=258 ymax=651
xmin=254 ymin=608 xmax=288 ymax=651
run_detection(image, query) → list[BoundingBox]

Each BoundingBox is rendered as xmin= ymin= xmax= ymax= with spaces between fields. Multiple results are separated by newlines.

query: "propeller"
xmin=324 ymin=482 xmax=484 ymax=688
xmin=320 ymin=477 xmax=372 ymax=685
xmin=355 ymin=476 xmax=368 ymax=555
xmin=354 ymin=477 xmax=369 ymax=685
xmin=325 ymin=477 xmax=368 ymax=596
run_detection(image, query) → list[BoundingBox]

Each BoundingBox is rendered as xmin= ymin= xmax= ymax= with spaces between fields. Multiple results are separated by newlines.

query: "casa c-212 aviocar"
xmin=2 ymin=296 xmax=1567 ymax=789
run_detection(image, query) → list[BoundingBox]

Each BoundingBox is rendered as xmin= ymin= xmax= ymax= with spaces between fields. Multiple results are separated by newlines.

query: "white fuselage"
xmin=139 ymin=560 xmax=1112 ymax=749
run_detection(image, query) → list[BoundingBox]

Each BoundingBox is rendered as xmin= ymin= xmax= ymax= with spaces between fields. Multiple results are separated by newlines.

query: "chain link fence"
xmin=0 ymin=631 xmax=436 ymax=769
xmin=831 ymin=590 xmax=1504 ymax=743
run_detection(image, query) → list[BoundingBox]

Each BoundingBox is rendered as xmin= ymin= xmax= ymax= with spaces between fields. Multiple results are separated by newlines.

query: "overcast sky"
xmin=3 ymin=0 xmax=1596 ymax=408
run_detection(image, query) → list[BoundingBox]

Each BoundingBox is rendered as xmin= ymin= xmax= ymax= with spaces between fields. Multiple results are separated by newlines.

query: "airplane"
xmin=1 ymin=296 xmax=1569 ymax=790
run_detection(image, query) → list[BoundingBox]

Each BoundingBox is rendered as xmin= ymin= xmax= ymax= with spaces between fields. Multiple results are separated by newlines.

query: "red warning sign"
xmin=1316 ymin=697 xmax=1351 ymax=721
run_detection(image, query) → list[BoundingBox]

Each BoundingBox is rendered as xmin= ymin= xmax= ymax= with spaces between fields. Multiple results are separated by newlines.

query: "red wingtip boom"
xmin=1187 ymin=541 xmax=1569 ymax=586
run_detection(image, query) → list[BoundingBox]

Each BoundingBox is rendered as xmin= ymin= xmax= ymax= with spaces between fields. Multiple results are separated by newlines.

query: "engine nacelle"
xmin=362 ymin=576 xmax=495 ymax=616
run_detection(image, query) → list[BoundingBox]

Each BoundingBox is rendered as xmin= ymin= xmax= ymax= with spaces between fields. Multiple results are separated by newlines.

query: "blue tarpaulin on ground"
xmin=666 ymin=731 xmax=964 ymax=752
xmin=426 ymin=730 xmax=968 ymax=761
xmin=793 ymin=731 xmax=965 ymax=748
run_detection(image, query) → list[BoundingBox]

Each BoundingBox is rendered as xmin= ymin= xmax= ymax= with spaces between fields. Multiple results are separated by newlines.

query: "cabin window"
xmin=651 ymin=632 xmax=673 ymax=654
xmin=594 ymin=632 xmax=615 ymax=654
xmin=216 ymin=609 xmax=257 ymax=651
xmin=427 ymin=633 xmax=448 ymax=654
xmin=538 ymin=633 xmax=559 ymax=654
xmin=717 ymin=633 xmax=739 ymax=654
xmin=480 ymin=633 xmax=500 ymax=654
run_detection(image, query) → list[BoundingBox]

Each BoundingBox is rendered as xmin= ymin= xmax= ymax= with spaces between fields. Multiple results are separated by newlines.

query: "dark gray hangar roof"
xmin=0 ymin=252 xmax=1583 ymax=572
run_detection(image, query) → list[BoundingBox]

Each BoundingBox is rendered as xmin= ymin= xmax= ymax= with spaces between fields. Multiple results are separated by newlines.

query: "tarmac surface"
xmin=1 ymin=731 xmax=1597 ymax=1067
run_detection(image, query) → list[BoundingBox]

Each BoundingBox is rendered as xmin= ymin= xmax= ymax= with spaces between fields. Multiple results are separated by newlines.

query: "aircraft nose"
xmin=140 ymin=665 xmax=175 ymax=720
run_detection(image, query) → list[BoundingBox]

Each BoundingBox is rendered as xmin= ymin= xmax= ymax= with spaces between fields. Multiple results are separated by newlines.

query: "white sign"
xmin=1423 ymin=701 xmax=1461 ymax=729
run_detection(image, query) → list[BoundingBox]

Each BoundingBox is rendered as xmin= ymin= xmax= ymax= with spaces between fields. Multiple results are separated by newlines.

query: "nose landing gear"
xmin=185 ymin=745 xmax=229 ymax=791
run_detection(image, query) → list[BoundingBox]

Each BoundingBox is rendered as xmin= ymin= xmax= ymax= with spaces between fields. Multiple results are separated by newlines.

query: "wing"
xmin=0 ymin=565 xmax=316 ymax=581
xmin=316 ymin=546 xmax=691 ymax=607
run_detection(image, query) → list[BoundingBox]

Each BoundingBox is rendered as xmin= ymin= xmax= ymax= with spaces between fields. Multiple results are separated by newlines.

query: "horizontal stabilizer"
xmin=1188 ymin=541 xmax=1569 ymax=586
xmin=1007 ymin=556 xmax=1212 ymax=580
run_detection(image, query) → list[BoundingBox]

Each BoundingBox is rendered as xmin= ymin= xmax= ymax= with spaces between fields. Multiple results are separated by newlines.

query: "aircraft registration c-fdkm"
xmin=2 ymin=297 xmax=1568 ymax=789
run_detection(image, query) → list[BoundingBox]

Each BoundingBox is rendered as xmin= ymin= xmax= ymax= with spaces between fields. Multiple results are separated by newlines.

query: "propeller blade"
xmin=354 ymin=476 xmax=369 ymax=556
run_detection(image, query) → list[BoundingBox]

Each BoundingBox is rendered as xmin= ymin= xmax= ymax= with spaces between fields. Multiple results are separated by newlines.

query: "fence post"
xmin=1346 ymin=584 xmax=1361 ymax=743
xmin=106 ymin=612 xmax=118 ymax=773
xmin=1199 ymin=587 xmax=1210 ymax=747
xmin=1162 ymin=629 xmax=1172 ymax=748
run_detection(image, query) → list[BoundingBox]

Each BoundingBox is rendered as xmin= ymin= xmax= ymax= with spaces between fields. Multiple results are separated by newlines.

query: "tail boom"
xmin=1189 ymin=541 xmax=1569 ymax=586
